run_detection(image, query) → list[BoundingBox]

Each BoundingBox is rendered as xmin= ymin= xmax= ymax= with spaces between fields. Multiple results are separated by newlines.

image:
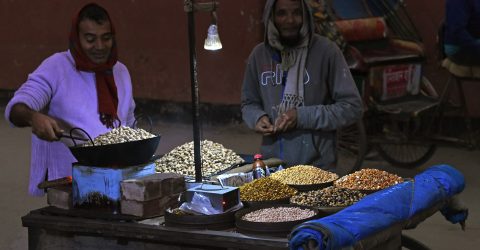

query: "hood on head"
xmin=262 ymin=0 xmax=315 ymax=47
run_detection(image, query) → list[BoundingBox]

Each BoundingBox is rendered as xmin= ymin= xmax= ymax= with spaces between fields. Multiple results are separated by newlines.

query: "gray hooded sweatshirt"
xmin=241 ymin=0 xmax=363 ymax=171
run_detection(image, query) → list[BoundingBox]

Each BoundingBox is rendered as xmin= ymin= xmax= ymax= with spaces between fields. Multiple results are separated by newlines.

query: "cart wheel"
xmin=376 ymin=143 xmax=436 ymax=168
xmin=336 ymin=120 xmax=367 ymax=175
xmin=375 ymin=116 xmax=436 ymax=169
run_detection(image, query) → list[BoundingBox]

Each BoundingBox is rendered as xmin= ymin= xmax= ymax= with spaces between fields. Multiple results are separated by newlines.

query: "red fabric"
xmin=335 ymin=17 xmax=387 ymax=42
xmin=69 ymin=6 xmax=119 ymax=128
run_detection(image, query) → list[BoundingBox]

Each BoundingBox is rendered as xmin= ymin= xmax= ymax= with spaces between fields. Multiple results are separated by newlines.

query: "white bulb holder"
xmin=204 ymin=24 xmax=222 ymax=51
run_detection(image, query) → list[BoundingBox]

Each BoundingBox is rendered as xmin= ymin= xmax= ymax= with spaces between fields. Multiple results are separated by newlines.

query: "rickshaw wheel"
xmin=336 ymin=120 xmax=367 ymax=175
xmin=374 ymin=115 xmax=437 ymax=168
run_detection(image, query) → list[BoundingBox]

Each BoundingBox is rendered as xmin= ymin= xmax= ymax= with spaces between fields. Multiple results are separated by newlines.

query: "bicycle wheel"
xmin=336 ymin=120 xmax=367 ymax=175
xmin=375 ymin=116 xmax=436 ymax=169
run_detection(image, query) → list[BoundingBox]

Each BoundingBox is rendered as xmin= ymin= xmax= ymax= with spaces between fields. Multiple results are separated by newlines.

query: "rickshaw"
xmin=312 ymin=0 xmax=441 ymax=169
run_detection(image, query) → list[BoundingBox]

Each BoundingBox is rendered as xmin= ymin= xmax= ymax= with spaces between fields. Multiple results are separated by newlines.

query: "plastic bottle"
xmin=265 ymin=165 xmax=271 ymax=176
xmin=252 ymin=154 xmax=266 ymax=179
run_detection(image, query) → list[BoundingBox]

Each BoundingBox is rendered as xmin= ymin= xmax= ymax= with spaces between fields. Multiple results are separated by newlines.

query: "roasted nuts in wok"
xmin=83 ymin=126 xmax=155 ymax=146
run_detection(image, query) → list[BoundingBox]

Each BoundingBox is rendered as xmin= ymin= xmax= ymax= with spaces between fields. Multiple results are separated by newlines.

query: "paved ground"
xmin=1 ymin=107 xmax=478 ymax=249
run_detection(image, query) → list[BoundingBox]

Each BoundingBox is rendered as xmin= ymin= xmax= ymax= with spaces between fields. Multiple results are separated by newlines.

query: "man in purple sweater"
xmin=4 ymin=3 xmax=135 ymax=196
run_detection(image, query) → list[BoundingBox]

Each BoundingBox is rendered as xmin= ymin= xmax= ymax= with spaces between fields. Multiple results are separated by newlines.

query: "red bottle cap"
xmin=254 ymin=154 xmax=263 ymax=160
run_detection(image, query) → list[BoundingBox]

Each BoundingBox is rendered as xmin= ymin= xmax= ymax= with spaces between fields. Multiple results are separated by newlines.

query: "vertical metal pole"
xmin=186 ymin=0 xmax=203 ymax=182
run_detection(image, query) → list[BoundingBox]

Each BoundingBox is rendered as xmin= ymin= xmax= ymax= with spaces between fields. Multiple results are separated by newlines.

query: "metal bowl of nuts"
xmin=290 ymin=186 xmax=367 ymax=215
xmin=333 ymin=168 xmax=404 ymax=194
xmin=164 ymin=207 xmax=236 ymax=230
xmin=288 ymin=181 xmax=334 ymax=192
xmin=239 ymin=177 xmax=298 ymax=207
xmin=235 ymin=204 xmax=324 ymax=237
xmin=242 ymin=197 xmax=290 ymax=208
xmin=68 ymin=127 xmax=161 ymax=167
xmin=269 ymin=165 xmax=339 ymax=192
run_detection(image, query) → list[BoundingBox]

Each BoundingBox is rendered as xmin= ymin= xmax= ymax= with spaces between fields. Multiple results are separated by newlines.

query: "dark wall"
xmin=1 ymin=0 xmax=479 ymax=115
xmin=0 ymin=0 xmax=265 ymax=105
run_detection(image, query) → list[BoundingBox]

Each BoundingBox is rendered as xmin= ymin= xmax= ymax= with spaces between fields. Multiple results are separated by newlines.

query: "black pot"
xmin=69 ymin=135 xmax=161 ymax=167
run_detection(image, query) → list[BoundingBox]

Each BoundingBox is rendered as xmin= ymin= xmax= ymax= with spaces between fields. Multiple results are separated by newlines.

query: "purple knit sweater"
xmin=5 ymin=51 xmax=136 ymax=196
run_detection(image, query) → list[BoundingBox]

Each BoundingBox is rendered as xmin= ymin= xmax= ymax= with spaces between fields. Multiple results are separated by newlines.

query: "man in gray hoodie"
xmin=241 ymin=0 xmax=362 ymax=172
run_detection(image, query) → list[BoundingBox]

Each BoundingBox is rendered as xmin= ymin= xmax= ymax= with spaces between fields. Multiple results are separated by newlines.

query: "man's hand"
xmin=10 ymin=103 xmax=64 ymax=141
xmin=255 ymin=115 xmax=274 ymax=136
xmin=31 ymin=112 xmax=64 ymax=141
xmin=274 ymin=108 xmax=297 ymax=133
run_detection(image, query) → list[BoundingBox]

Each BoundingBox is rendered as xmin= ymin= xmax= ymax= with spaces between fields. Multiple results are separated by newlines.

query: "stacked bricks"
xmin=120 ymin=173 xmax=185 ymax=218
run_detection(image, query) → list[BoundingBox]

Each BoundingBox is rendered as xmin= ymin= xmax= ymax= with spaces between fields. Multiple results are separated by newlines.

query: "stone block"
xmin=47 ymin=186 xmax=73 ymax=210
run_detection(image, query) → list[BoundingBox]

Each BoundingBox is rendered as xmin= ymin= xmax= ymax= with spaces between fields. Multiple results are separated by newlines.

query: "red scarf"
xmin=69 ymin=8 xmax=119 ymax=128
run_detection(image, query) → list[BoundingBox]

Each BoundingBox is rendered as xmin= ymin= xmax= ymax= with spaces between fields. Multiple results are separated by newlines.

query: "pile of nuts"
xmin=269 ymin=165 xmax=339 ymax=185
xmin=155 ymin=140 xmax=244 ymax=177
xmin=334 ymin=168 xmax=404 ymax=191
xmin=290 ymin=186 xmax=366 ymax=207
xmin=240 ymin=177 xmax=297 ymax=202
xmin=242 ymin=207 xmax=316 ymax=223
xmin=83 ymin=126 xmax=155 ymax=146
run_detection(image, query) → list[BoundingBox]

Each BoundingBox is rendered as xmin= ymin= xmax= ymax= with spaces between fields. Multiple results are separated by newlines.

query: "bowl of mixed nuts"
xmin=290 ymin=186 xmax=367 ymax=214
xmin=334 ymin=168 xmax=404 ymax=194
xmin=68 ymin=126 xmax=161 ymax=167
xmin=269 ymin=165 xmax=339 ymax=192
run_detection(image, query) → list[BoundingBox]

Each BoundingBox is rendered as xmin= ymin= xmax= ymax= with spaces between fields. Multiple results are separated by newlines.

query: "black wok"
xmin=69 ymin=134 xmax=161 ymax=168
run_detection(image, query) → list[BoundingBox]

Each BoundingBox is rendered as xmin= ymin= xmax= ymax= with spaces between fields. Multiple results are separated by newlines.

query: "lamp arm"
xmin=184 ymin=1 xmax=220 ymax=13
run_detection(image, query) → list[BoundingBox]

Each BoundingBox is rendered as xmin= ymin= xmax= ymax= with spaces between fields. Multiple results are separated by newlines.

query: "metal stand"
xmin=185 ymin=0 xmax=202 ymax=183
xmin=184 ymin=0 xmax=219 ymax=182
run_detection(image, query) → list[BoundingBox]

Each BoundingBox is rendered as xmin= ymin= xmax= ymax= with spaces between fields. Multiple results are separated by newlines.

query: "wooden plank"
xmin=22 ymin=208 xmax=288 ymax=250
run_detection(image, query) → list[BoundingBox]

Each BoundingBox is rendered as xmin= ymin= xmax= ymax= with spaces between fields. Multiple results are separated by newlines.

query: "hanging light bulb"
xmin=204 ymin=24 xmax=222 ymax=50
xmin=204 ymin=9 xmax=222 ymax=51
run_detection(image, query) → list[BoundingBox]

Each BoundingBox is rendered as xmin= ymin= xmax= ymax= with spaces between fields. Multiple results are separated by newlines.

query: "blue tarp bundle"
xmin=289 ymin=165 xmax=467 ymax=250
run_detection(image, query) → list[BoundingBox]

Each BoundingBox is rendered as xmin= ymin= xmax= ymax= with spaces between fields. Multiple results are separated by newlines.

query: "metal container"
xmin=235 ymin=204 xmax=324 ymax=237
xmin=164 ymin=209 xmax=237 ymax=230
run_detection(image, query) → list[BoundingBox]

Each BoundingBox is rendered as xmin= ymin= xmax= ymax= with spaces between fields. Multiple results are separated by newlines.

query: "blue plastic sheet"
xmin=289 ymin=165 xmax=466 ymax=250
